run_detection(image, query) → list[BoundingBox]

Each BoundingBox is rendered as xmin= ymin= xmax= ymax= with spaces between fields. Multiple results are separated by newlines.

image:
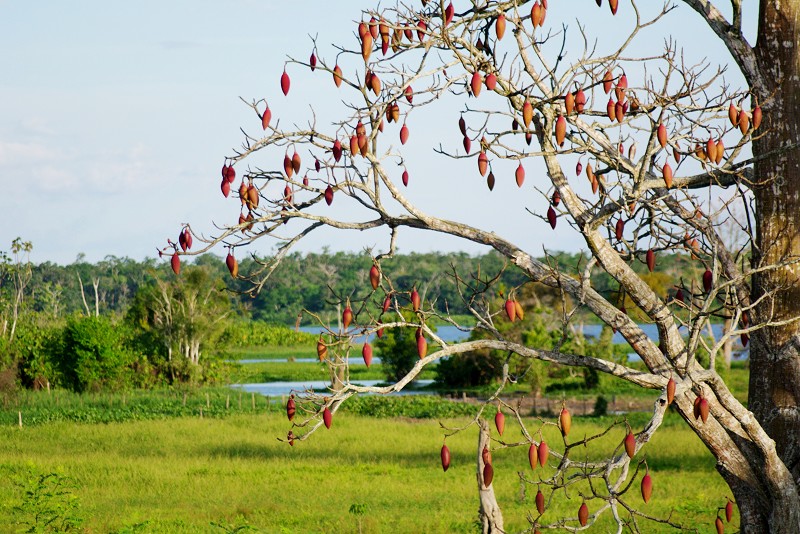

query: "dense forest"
xmin=0 ymin=239 xmax=704 ymax=393
xmin=6 ymin=247 xmax=698 ymax=325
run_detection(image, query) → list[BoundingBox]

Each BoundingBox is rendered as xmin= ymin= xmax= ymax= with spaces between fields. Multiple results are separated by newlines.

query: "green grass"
xmin=226 ymin=345 xmax=318 ymax=360
xmin=228 ymin=360 xmax=436 ymax=384
xmin=0 ymin=410 xmax=736 ymax=533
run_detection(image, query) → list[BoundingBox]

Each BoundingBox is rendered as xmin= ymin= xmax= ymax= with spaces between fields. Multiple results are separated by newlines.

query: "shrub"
xmin=56 ymin=316 xmax=137 ymax=393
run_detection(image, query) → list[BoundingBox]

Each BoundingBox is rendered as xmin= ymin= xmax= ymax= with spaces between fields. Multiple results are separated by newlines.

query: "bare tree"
xmin=169 ymin=1 xmax=800 ymax=531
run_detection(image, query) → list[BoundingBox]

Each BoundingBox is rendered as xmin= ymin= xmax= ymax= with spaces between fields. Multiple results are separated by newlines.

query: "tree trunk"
xmin=743 ymin=1 xmax=800 ymax=531
xmin=476 ymin=419 xmax=503 ymax=534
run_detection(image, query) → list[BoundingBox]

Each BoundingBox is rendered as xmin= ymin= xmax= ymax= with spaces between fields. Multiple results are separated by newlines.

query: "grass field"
xmin=0 ymin=409 xmax=736 ymax=533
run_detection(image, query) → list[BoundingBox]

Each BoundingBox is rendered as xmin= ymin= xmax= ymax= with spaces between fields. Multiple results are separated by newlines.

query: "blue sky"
xmin=0 ymin=1 xmax=756 ymax=265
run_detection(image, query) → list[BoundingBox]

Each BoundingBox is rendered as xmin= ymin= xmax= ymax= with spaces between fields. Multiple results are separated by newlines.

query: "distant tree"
xmin=128 ymin=266 xmax=231 ymax=382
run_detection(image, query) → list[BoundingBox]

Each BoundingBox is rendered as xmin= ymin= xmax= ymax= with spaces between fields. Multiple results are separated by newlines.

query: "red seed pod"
xmin=646 ymin=249 xmax=656 ymax=272
xmin=505 ymin=299 xmax=516 ymax=322
xmin=609 ymin=0 xmax=619 ymax=15
xmin=559 ymin=407 xmax=571 ymax=436
xmin=477 ymin=151 xmax=489 ymax=176
xmin=482 ymin=446 xmax=492 ymax=466
xmin=470 ymin=71 xmax=482 ymax=97
xmin=528 ymin=442 xmax=538 ymax=470
xmin=483 ymin=462 xmax=494 ymax=487
xmin=694 ymin=395 xmax=702 ymax=420
xmin=675 ymin=288 xmax=684 ymax=303
xmin=716 ymin=515 xmax=724 ymax=534
xmin=536 ymin=489 xmax=545 ymax=514
xmin=576 ymin=161 xmax=583 ymax=176
xmin=324 ymin=185 xmax=334 ymax=206
xmin=641 ymin=470 xmax=653 ymax=503
xmin=547 ymin=206 xmax=557 ymax=229
xmin=226 ymin=252 xmax=238 ymax=278
xmin=463 ymin=135 xmax=472 ymax=153
xmin=607 ymin=98 xmax=616 ymax=121
xmin=309 ymin=52 xmax=317 ymax=71
xmin=266 ymin=99 xmax=281 ymax=128
xmin=369 ymin=265 xmax=380 ymax=290
xmin=578 ymin=502 xmax=589 ymax=526
xmin=286 ymin=394 xmax=296 ymax=421
xmin=615 ymin=219 xmax=624 ymax=240
xmin=537 ymin=440 xmax=549 ymax=467
xmin=603 ymin=70 xmax=613 ymax=94
xmin=494 ymin=406 xmax=505 ymax=436
xmin=752 ymin=106 xmax=762 ymax=130
xmin=332 ymin=140 xmax=343 ymax=162
xmin=362 ymin=342 xmax=373 ymax=367
xmin=741 ymin=333 xmax=749 ymax=347
xmin=575 ymin=89 xmax=586 ymax=113
xmin=703 ymin=269 xmax=713 ymax=293
xmin=515 ymin=163 xmax=525 ymax=187
xmin=495 ymin=13 xmax=506 ymax=39
xmin=220 ymin=180 xmax=231 ymax=198
xmin=171 ymin=253 xmax=181 ymax=275
xmin=486 ymin=172 xmax=495 ymax=191
xmin=441 ymin=443 xmax=451 ymax=472
xmin=552 ymin=190 xmax=561 ymax=206
xmin=332 ymin=64 xmax=343 ymax=88
xmin=728 ymin=103 xmax=739 ymax=127
xmin=400 ymin=124 xmax=409 ymax=145
xmin=316 ymin=337 xmax=327 ymax=361
xmin=458 ymin=115 xmax=467 ymax=136
xmin=555 ymin=115 xmax=566 ymax=146
xmin=323 ymin=406 xmax=332 ymax=429
xmin=615 ymin=100 xmax=625 ymax=122
xmin=342 ymin=304 xmax=353 ymax=330
xmin=657 ymin=123 xmax=667 ymax=148
xmin=417 ymin=334 xmax=427 ymax=358
xmin=739 ymin=110 xmax=750 ymax=134
xmin=667 ymin=375 xmax=676 ymax=404
xmin=699 ymin=397 xmax=709 ymax=423
xmin=411 ymin=288 xmax=421 ymax=311
xmin=726 ymin=499 xmax=734 ymax=522
xmin=280 ymin=70 xmax=290 ymax=96
xmin=485 ymin=72 xmax=497 ymax=91
xmin=663 ymin=162 xmax=673 ymax=188
xmin=521 ymin=100 xmax=534 ymax=128
xmin=382 ymin=294 xmax=392 ymax=314
xmin=565 ymin=91 xmax=575 ymax=115
xmin=624 ymin=431 xmax=636 ymax=458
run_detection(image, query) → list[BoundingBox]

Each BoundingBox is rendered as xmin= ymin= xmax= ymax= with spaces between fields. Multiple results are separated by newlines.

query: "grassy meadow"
xmin=0 ymin=406 xmax=736 ymax=533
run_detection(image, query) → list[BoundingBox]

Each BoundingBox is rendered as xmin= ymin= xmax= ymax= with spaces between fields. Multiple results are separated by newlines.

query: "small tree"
xmin=169 ymin=1 xmax=800 ymax=531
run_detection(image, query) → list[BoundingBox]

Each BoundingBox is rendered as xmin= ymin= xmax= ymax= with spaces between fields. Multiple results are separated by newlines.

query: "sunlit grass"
xmin=0 ymin=412 xmax=735 ymax=533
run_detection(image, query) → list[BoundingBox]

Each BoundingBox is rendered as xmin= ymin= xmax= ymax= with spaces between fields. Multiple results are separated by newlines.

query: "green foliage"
xmin=374 ymin=323 xmax=423 ymax=382
xmin=341 ymin=395 xmax=479 ymax=418
xmin=593 ymin=395 xmax=609 ymax=417
xmin=435 ymin=349 xmax=503 ymax=388
xmin=56 ymin=315 xmax=138 ymax=393
xmin=219 ymin=321 xmax=316 ymax=347
xmin=12 ymin=467 xmax=84 ymax=533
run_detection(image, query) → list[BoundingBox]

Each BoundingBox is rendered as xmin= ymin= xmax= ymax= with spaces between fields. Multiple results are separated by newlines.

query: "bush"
xmin=435 ymin=350 xmax=503 ymax=388
xmin=593 ymin=395 xmax=609 ymax=417
xmin=56 ymin=316 xmax=138 ymax=393
xmin=374 ymin=325 xmax=422 ymax=382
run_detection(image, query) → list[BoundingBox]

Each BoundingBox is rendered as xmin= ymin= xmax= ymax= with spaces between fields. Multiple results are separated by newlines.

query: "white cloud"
xmin=0 ymin=141 xmax=56 ymax=165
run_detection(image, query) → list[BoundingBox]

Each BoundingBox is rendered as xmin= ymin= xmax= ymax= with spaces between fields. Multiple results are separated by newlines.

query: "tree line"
xmin=0 ymin=239 xmax=702 ymax=394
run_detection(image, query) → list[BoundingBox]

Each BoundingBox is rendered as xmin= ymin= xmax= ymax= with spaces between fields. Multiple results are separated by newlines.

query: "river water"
xmin=233 ymin=322 xmax=743 ymax=396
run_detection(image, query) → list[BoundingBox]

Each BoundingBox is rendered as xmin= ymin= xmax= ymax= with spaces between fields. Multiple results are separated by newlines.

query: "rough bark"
xmin=476 ymin=418 xmax=503 ymax=534
xmin=738 ymin=1 xmax=800 ymax=531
